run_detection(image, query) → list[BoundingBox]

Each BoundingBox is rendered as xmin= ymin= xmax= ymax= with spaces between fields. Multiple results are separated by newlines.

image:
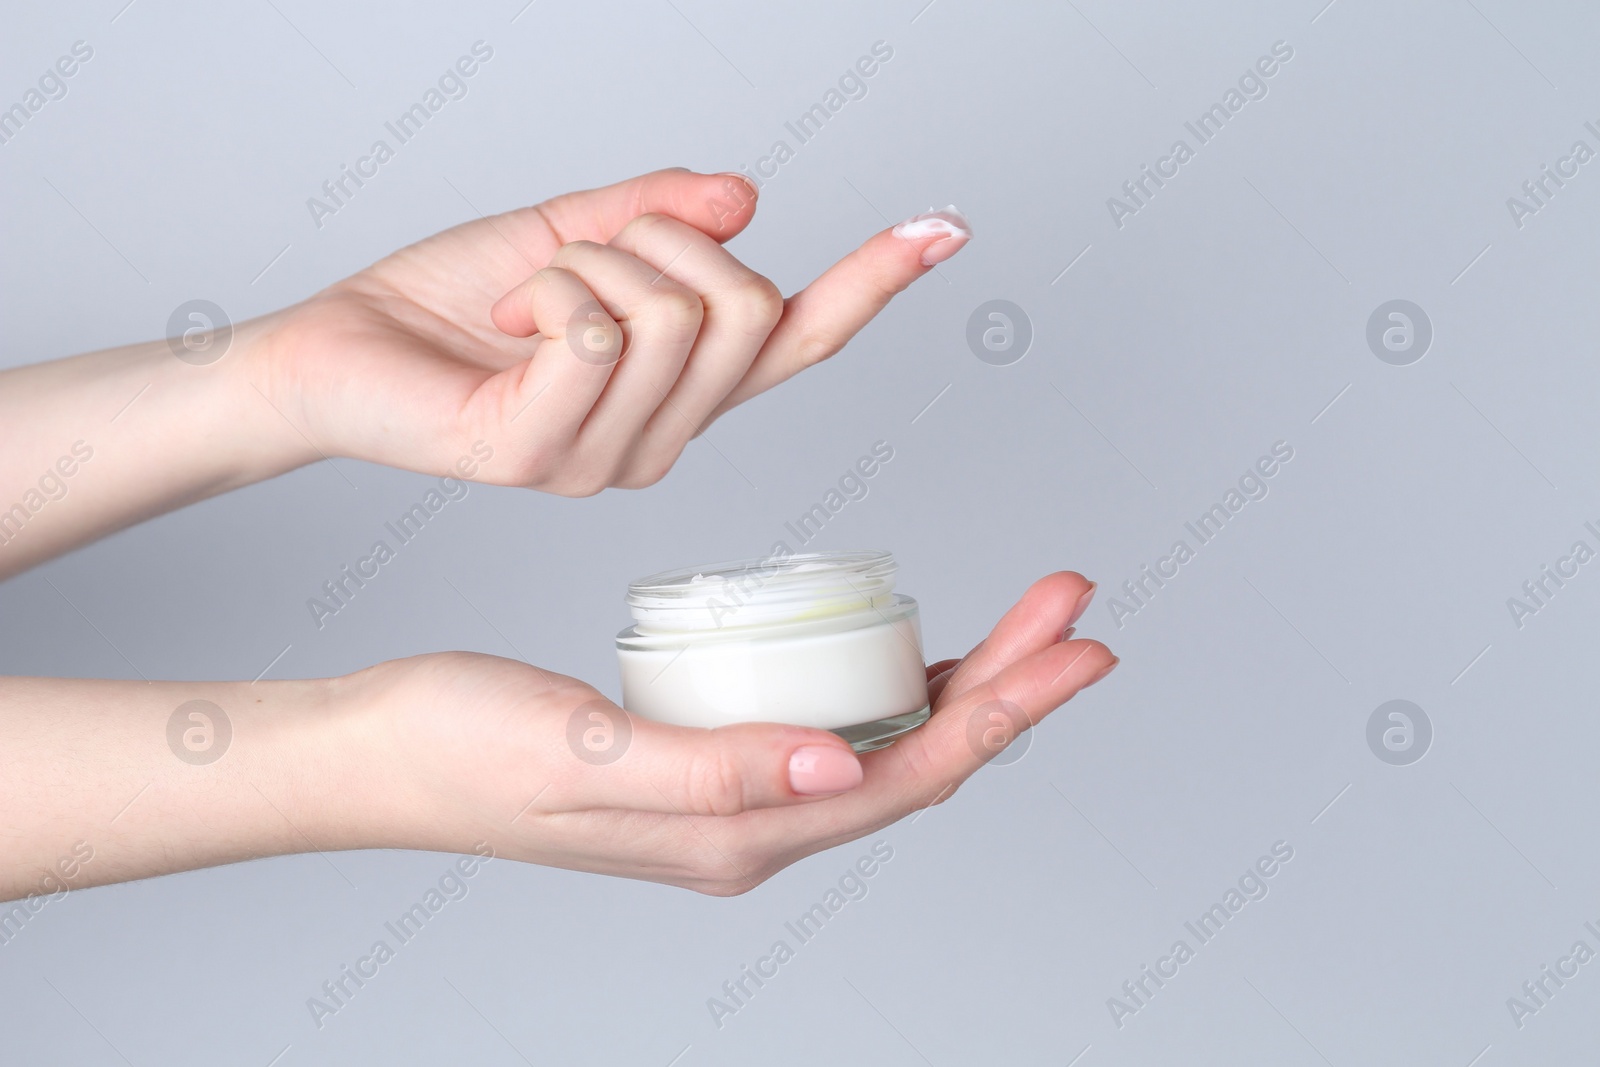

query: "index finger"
xmin=874 ymin=635 xmax=1117 ymax=803
xmin=705 ymin=207 xmax=971 ymax=420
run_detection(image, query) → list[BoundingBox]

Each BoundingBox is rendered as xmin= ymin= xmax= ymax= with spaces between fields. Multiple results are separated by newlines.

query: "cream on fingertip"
xmin=892 ymin=205 xmax=972 ymax=266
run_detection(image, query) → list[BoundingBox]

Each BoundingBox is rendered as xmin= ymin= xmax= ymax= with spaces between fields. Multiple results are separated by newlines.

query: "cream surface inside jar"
xmin=615 ymin=550 xmax=930 ymax=752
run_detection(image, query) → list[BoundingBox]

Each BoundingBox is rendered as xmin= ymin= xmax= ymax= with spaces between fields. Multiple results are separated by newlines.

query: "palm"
xmin=265 ymin=207 xmax=570 ymax=475
xmin=386 ymin=570 xmax=1111 ymax=896
xmin=397 ymin=653 xmax=957 ymax=893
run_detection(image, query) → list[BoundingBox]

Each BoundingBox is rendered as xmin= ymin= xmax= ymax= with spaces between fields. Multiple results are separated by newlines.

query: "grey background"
xmin=2 ymin=0 xmax=1596 ymax=1063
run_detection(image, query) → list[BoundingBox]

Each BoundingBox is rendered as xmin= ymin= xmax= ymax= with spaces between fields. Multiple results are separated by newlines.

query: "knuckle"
xmin=542 ymin=447 xmax=614 ymax=497
xmin=622 ymin=443 xmax=683 ymax=489
xmin=901 ymin=773 xmax=959 ymax=815
xmin=890 ymin=728 xmax=947 ymax=785
xmin=510 ymin=447 xmax=554 ymax=486
xmin=550 ymin=240 xmax=601 ymax=268
xmin=704 ymin=854 xmax=773 ymax=896
xmin=681 ymin=838 xmax=768 ymax=896
xmin=538 ymin=459 xmax=608 ymax=497
xmin=640 ymin=456 xmax=676 ymax=487
xmin=622 ymin=212 xmax=676 ymax=242
xmin=732 ymin=275 xmax=784 ymax=334
xmin=860 ymin=260 xmax=904 ymax=304
xmin=683 ymin=745 xmax=748 ymax=818
xmin=792 ymin=326 xmax=843 ymax=370
xmin=529 ymin=265 xmax=576 ymax=290
xmin=594 ymin=452 xmax=636 ymax=493
xmin=695 ymin=876 xmax=757 ymax=898
xmin=557 ymin=474 xmax=608 ymax=498
xmin=614 ymin=465 xmax=666 ymax=491
xmin=644 ymin=287 xmax=704 ymax=339
xmin=611 ymin=469 xmax=649 ymax=491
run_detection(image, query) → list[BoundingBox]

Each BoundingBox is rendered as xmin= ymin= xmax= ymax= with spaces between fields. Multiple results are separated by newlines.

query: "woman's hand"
xmin=250 ymin=169 xmax=971 ymax=495
xmin=0 ymin=169 xmax=966 ymax=576
xmin=0 ymin=572 xmax=1109 ymax=899
xmin=369 ymin=571 xmax=1112 ymax=894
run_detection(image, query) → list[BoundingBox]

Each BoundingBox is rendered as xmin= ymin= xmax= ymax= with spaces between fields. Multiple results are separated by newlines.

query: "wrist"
xmin=321 ymin=653 xmax=559 ymax=860
xmin=205 ymin=308 xmax=327 ymax=483
xmin=319 ymin=656 xmax=497 ymax=857
xmin=116 ymin=671 xmax=409 ymax=881
xmin=0 ymin=319 xmax=319 ymax=579
xmin=248 ymin=666 xmax=416 ymax=856
xmin=99 ymin=312 xmax=321 ymax=496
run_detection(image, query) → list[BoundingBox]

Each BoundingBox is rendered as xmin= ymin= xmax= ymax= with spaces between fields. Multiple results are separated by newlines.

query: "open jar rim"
xmin=624 ymin=549 xmax=901 ymax=635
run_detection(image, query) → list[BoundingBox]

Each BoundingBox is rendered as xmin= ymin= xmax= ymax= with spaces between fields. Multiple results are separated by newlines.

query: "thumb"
xmin=533 ymin=167 xmax=760 ymax=244
xmin=554 ymin=702 xmax=865 ymax=816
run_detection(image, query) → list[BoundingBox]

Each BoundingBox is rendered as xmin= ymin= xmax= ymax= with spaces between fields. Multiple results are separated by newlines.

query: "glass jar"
xmin=615 ymin=550 xmax=931 ymax=752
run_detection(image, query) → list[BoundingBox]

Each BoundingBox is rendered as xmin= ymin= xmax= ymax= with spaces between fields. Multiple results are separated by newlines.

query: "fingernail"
xmin=892 ymin=205 xmax=972 ymax=266
xmin=1085 ymin=657 xmax=1119 ymax=687
xmin=717 ymin=171 xmax=759 ymax=202
xmin=1060 ymin=626 xmax=1076 ymax=642
xmin=789 ymin=744 xmax=864 ymax=796
xmin=1067 ymin=582 xmax=1097 ymax=627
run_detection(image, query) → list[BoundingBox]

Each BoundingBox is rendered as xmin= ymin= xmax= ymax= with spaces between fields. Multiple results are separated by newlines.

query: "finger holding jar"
xmin=715 ymin=573 xmax=1117 ymax=876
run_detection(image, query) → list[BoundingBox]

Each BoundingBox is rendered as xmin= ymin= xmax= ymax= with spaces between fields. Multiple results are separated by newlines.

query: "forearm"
xmin=0 ymin=315 xmax=310 ymax=578
xmin=0 ymin=671 xmax=397 ymax=900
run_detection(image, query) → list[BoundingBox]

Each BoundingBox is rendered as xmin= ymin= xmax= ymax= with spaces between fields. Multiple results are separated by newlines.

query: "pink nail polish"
xmin=892 ymin=205 xmax=972 ymax=266
xmin=789 ymin=745 xmax=864 ymax=795
xmin=1067 ymin=583 xmax=1097 ymax=627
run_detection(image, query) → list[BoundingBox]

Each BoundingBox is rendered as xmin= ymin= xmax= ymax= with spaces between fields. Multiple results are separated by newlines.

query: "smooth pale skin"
xmin=0 ymin=169 xmax=1116 ymax=900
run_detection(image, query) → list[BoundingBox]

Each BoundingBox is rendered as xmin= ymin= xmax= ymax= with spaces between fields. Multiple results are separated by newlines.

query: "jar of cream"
xmin=615 ymin=550 xmax=931 ymax=752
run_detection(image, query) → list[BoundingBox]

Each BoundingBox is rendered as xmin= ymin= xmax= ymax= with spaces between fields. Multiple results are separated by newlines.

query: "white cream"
xmin=616 ymin=551 xmax=931 ymax=751
xmin=891 ymin=205 xmax=972 ymax=241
